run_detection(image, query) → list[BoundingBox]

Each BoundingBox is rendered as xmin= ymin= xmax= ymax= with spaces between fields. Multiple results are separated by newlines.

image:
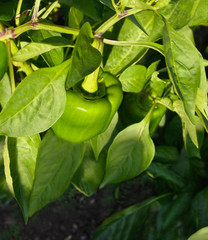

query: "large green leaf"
xmin=100 ymin=116 xmax=155 ymax=187
xmin=66 ymin=22 xmax=102 ymax=89
xmin=13 ymin=37 xmax=73 ymax=62
xmin=28 ymin=130 xmax=85 ymax=217
xmin=92 ymin=194 xmax=170 ymax=240
xmin=158 ymin=0 xmax=202 ymax=29
xmin=0 ymin=60 xmax=70 ymax=137
xmin=4 ymin=135 xmax=41 ymax=222
xmin=72 ymin=142 xmax=106 ymax=197
xmin=119 ymin=65 xmax=147 ymax=93
xmin=188 ymin=227 xmax=208 ymax=240
xmin=163 ymin=21 xmax=201 ymax=123
xmin=91 ymin=112 xmax=118 ymax=159
xmin=104 ymin=10 xmax=164 ymax=75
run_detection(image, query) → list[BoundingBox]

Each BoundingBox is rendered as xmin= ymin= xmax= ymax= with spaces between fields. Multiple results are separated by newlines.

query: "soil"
xmin=0 ymin=175 xmax=154 ymax=240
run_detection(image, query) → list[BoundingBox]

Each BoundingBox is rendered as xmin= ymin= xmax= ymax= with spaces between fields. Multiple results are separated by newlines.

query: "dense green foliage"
xmin=0 ymin=0 xmax=208 ymax=239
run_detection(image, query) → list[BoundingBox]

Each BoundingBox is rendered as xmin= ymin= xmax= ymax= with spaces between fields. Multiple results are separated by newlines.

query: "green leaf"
xmin=189 ymin=0 xmax=208 ymax=26
xmin=120 ymin=0 xmax=152 ymax=9
xmin=157 ymin=191 xmax=194 ymax=231
xmin=13 ymin=37 xmax=73 ymax=62
xmin=0 ymin=73 xmax=12 ymax=108
xmin=98 ymin=0 xmax=114 ymax=9
xmin=154 ymin=0 xmax=171 ymax=9
xmin=72 ymin=143 xmax=106 ymax=197
xmin=28 ymin=130 xmax=85 ymax=217
xmin=66 ymin=22 xmax=102 ymax=89
xmin=176 ymin=25 xmax=195 ymax=44
xmin=0 ymin=60 xmax=70 ymax=137
xmin=91 ymin=112 xmax=118 ymax=160
xmin=0 ymin=136 xmax=11 ymax=203
xmin=119 ymin=65 xmax=147 ymax=93
xmin=29 ymin=29 xmax=65 ymax=67
xmin=68 ymin=7 xmax=84 ymax=29
xmin=61 ymin=0 xmax=103 ymax=21
xmin=145 ymin=60 xmax=161 ymax=80
xmin=150 ymin=72 xmax=166 ymax=98
xmin=163 ymin=21 xmax=201 ymax=123
xmin=5 ymin=135 xmax=41 ymax=222
xmin=173 ymin=100 xmax=198 ymax=148
xmin=92 ymin=194 xmax=170 ymax=240
xmin=100 ymin=115 xmax=155 ymax=187
xmin=0 ymin=0 xmax=17 ymax=21
xmin=104 ymin=10 xmax=164 ymax=75
xmin=195 ymin=56 xmax=208 ymax=132
xmin=158 ymin=0 xmax=202 ymax=29
xmin=191 ymin=187 xmax=208 ymax=229
xmin=154 ymin=145 xmax=179 ymax=163
xmin=188 ymin=227 xmax=208 ymax=240
xmin=147 ymin=163 xmax=185 ymax=189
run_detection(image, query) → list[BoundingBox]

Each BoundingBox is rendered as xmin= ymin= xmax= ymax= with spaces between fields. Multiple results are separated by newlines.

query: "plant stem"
xmin=15 ymin=0 xmax=23 ymax=26
xmin=103 ymin=38 xmax=164 ymax=56
xmin=0 ymin=21 xmax=79 ymax=41
xmin=32 ymin=0 xmax=41 ymax=21
xmin=81 ymin=38 xmax=104 ymax=93
xmin=40 ymin=1 xmax=59 ymax=19
xmin=6 ymin=40 xmax=15 ymax=93
xmin=95 ymin=8 xmax=150 ymax=36
xmin=36 ymin=22 xmax=79 ymax=35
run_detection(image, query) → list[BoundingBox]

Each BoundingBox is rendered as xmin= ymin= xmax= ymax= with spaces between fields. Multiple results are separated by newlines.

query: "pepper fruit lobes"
xmin=0 ymin=41 xmax=8 ymax=80
xmin=52 ymin=71 xmax=123 ymax=143
xmin=119 ymin=92 xmax=166 ymax=134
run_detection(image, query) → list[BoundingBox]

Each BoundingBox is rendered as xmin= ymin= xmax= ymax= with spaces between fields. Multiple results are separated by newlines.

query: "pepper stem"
xmin=81 ymin=38 xmax=104 ymax=93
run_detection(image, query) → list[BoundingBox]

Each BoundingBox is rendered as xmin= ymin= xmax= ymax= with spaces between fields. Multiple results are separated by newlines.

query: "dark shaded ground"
xmin=0 ymin=175 xmax=154 ymax=240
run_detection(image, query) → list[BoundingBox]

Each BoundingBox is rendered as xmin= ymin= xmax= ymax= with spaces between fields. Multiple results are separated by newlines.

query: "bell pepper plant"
xmin=0 ymin=0 xmax=208 ymax=239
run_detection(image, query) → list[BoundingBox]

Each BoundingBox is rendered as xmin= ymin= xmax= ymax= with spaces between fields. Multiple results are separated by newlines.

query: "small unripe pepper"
xmin=52 ymin=71 xmax=123 ymax=142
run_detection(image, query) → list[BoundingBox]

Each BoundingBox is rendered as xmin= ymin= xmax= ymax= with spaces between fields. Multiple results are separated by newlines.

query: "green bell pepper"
xmin=0 ymin=41 xmax=8 ymax=80
xmin=52 ymin=71 xmax=123 ymax=143
xmin=119 ymin=92 xmax=166 ymax=134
